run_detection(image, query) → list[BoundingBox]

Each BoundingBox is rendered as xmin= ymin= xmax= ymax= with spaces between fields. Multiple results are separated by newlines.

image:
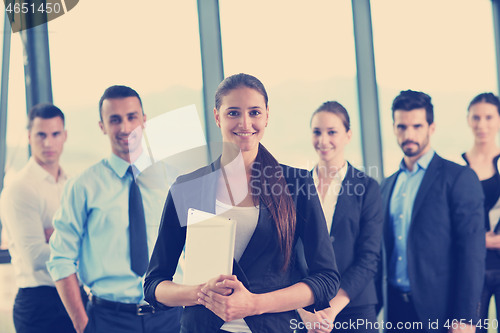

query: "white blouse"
xmin=312 ymin=163 xmax=348 ymax=233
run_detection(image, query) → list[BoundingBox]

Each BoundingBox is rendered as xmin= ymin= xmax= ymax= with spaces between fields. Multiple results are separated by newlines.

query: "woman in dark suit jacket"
xmin=298 ymin=101 xmax=384 ymax=333
xmin=144 ymin=74 xmax=340 ymax=333
xmin=463 ymin=92 xmax=500 ymax=333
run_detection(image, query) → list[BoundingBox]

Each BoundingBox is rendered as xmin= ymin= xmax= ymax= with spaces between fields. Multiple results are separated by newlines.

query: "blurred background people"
xmin=462 ymin=92 xmax=500 ymax=333
xmin=297 ymin=101 xmax=383 ymax=333
xmin=47 ymin=86 xmax=182 ymax=333
xmin=0 ymin=104 xmax=79 ymax=332
xmin=381 ymin=90 xmax=484 ymax=333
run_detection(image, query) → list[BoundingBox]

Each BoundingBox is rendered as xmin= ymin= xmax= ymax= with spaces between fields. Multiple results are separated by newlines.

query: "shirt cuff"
xmin=46 ymin=259 xmax=78 ymax=282
xmin=301 ymin=275 xmax=336 ymax=312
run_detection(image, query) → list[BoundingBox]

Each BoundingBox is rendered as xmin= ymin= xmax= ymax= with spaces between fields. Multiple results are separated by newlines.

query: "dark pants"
xmin=84 ymin=300 xmax=182 ymax=333
xmin=387 ymin=285 xmax=428 ymax=333
xmin=478 ymin=269 xmax=500 ymax=333
xmin=13 ymin=286 xmax=76 ymax=333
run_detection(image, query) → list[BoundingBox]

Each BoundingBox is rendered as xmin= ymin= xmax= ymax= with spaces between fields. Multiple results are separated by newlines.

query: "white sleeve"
xmin=0 ymin=183 xmax=50 ymax=271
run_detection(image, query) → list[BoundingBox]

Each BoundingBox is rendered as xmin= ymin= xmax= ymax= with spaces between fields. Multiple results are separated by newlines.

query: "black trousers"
xmin=478 ymin=269 xmax=500 ymax=333
xmin=387 ymin=285 xmax=428 ymax=333
xmin=13 ymin=286 xmax=77 ymax=333
xmin=84 ymin=300 xmax=182 ymax=333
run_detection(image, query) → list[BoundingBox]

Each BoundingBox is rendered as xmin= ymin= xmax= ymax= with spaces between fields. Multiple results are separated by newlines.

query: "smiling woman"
xmin=297 ymin=101 xmax=383 ymax=333
xmin=144 ymin=73 xmax=341 ymax=333
xmin=214 ymin=87 xmax=268 ymax=155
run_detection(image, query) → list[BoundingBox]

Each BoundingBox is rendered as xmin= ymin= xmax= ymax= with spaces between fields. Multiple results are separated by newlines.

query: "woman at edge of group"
xmin=462 ymin=92 xmax=500 ymax=333
xmin=297 ymin=101 xmax=384 ymax=333
xmin=143 ymin=73 xmax=341 ymax=333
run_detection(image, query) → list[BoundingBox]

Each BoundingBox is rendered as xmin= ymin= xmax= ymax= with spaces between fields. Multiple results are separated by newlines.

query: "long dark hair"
xmin=215 ymin=73 xmax=296 ymax=271
xmin=468 ymin=92 xmax=500 ymax=115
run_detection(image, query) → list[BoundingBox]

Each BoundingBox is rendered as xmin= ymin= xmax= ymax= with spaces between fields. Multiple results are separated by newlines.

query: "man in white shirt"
xmin=0 ymin=103 xmax=80 ymax=332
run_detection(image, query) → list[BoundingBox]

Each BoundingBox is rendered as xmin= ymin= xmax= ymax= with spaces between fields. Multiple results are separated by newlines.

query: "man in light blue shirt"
xmin=380 ymin=90 xmax=484 ymax=333
xmin=388 ymin=147 xmax=434 ymax=293
xmin=47 ymin=85 xmax=182 ymax=333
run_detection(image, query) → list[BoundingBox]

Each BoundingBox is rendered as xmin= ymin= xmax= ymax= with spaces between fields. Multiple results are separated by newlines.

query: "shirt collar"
xmin=399 ymin=148 xmax=435 ymax=172
xmin=337 ymin=162 xmax=348 ymax=181
xmin=27 ymin=157 xmax=67 ymax=183
xmin=313 ymin=161 xmax=349 ymax=184
xmin=107 ymin=152 xmax=152 ymax=179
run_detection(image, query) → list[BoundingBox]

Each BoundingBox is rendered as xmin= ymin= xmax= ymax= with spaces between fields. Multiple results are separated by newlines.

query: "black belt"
xmin=389 ymin=285 xmax=412 ymax=303
xmin=91 ymin=296 xmax=155 ymax=316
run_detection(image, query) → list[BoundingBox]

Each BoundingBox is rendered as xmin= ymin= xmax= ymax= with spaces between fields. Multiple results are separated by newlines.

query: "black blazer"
xmin=144 ymin=159 xmax=340 ymax=333
xmin=326 ymin=164 xmax=383 ymax=308
xmin=381 ymin=153 xmax=485 ymax=328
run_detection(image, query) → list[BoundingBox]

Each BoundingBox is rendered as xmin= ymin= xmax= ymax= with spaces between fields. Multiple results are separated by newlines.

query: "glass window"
xmin=48 ymin=0 xmax=204 ymax=175
xmin=219 ymin=0 xmax=362 ymax=171
xmin=372 ymin=0 xmax=497 ymax=175
xmin=4 ymin=27 xmax=28 ymax=182
xmin=1 ymin=7 xmax=24 ymax=333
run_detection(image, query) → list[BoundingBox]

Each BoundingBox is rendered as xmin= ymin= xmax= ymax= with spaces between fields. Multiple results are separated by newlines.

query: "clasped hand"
xmin=297 ymin=307 xmax=336 ymax=333
xmin=197 ymin=274 xmax=257 ymax=322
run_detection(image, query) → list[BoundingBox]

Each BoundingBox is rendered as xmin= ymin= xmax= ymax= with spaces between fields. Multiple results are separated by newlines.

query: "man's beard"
xmin=401 ymin=140 xmax=427 ymax=157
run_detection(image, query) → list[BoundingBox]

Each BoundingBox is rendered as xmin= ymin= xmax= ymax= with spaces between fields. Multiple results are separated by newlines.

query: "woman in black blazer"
xmin=298 ymin=101 xmax=384 ymax=333
xmin=462 ymin=92 xmax=500 ymax=333
xmin=144 ymin=74 xmax=340 ymax=333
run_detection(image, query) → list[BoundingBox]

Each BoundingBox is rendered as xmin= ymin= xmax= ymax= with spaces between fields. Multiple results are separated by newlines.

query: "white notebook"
xmin=183 ymin=208 xmax=236 ymax=285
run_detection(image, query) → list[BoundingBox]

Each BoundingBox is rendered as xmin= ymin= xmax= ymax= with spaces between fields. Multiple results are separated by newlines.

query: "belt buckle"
xmin=136 ymin=304 xmax=155 ymax=316
xmin=401 ymin=292 xmax=411 ymax=303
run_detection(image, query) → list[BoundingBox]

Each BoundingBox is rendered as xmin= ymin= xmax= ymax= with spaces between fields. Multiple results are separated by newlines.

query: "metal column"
xmin=493 ymin=0 xmax=500 ymax=95
xmin=197 ymin=0 xmax=224 ymax=161
xmin=0 ymin=11 xmax=11 ymax=263
xmin=0 ymin=12 xmax=11 ymax=193
xmin=352 ymin=0 xmax=384 ymax=182
xmin=20 ymin=15 xmax=53 ymax=111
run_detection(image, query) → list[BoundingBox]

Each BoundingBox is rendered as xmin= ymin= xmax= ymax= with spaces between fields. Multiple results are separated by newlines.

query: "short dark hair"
xmin=98 ymin=85 xmax=143 ymax=121
xmin=27 ymin=103 xmax=65 ymax=130
xmin=310 ymin=101 xmax=350 ymax=131
xmin=391 ymin=89 xmax=434 ymax=125
xmin=467 ymin=92 xmax=500 ymax=115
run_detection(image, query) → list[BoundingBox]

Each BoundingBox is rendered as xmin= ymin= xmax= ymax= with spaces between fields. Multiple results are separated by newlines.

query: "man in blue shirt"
xmin=380 ymin=90 xmax=485 ymax=333
xmin=47 ymin=85 xmax=182 ymax=333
